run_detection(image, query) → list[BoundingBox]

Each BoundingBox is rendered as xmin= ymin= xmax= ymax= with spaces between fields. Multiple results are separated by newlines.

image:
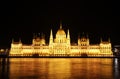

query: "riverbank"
xmin=0 ymin=55 xmax=120 ymax=58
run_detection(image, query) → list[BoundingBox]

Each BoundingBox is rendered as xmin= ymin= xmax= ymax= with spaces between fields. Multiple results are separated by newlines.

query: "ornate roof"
xmin=56 ymin=29 xmax=66 ymax=35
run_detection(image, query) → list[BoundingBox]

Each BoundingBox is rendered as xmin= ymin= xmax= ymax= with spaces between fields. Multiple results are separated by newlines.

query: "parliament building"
xmin=9 ymin=23 xmax=113 ymax=57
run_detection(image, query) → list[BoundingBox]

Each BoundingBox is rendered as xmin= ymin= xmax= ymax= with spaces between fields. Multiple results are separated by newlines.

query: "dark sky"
xmin=0 ymin=0 xmax=120 ymax=48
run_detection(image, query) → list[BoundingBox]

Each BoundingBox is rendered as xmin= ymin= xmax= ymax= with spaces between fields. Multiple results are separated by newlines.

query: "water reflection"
xmin=0 ymin=58 xmax=10 ymax=79
xmin=113 ymin=58 xmax=120 ymax=79
xmin=0 ymin=58 xmax=120 ymax=79
xmin=48 ymin=59 xmax=71 ymax=79
xmin=70 ymin=58 xmax=114 ymax=79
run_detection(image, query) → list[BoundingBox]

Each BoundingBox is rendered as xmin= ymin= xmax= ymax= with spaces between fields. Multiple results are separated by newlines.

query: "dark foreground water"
xmin=0 ymin=58 xmax=120 ymax=79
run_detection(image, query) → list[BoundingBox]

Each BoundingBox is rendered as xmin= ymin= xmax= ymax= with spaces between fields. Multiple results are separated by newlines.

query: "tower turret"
xmin=67 ymin=29 xmax=70 ymax=45
xmin=55 ymin=22 xmax=66 ymax=43
xmin=108 ymin=37 xmax=111 ymax=43
xmin=87 ymin=34 xmax=89 ymax=46
xmin=12 ymin=38 xmax=14 ymax=44
xmin=78 ymin=35 xmax=81 ymax=45
xmin=49 ymin=29 xmax=53 ymax=45
xmin=60 ymin=21 xmax=62 ymax=29
xmin=100 ymin=37 xmax=102 ymax=43
xmin=41 ymin=33 xmax=46 ymax=45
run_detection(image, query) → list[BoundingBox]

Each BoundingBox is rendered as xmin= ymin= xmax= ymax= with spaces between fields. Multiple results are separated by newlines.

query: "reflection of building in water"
xmin=0 ymin=58 xmax=10 ymax=79
xmin=0 ymin=49 xmax=9 ymax=56
xmin=113 ymin=58 xmax=120 ymax=79
xmin=9 ymin=23 xmax=113 ymax=57
xmin=70 ymin=58 xmax=113 ymax=79
xmin=9 ymin=58 xmax=49 ymax=79
xmin=48 ymin=59 xmax=71 ymax=79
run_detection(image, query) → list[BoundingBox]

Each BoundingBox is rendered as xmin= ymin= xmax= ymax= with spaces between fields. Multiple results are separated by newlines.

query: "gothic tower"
xmin=49 ymin=29 xmax=53 ymax=45
xmin=86 ymin=34 xmax=89 ymax=46
xmin=67 ymin=29 xmax=70 ymax=45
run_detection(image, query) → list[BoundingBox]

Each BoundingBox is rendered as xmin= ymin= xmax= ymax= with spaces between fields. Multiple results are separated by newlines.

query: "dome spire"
xmin=12 ymin=38 xmax=14 ymax=43
xmin=49 ymin=29 xmax=53 ymax=45
xmin=100 ymin=37 xmax=102 ymax=43
xmin=60 ymin=21 xmax=62 ymax=29
xmin=108 ymin=37 xmax=111 ymax=43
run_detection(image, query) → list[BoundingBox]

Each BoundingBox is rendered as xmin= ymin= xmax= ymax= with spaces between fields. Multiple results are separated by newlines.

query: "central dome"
xmin=56 ymin=29 xmax=66 ymax=35
xmin=56 ymin=22 xmax=66 ymax=36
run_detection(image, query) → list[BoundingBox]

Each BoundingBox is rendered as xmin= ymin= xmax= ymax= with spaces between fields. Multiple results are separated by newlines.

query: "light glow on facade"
xmin=9 ymin=23 xmax=113 ymax=57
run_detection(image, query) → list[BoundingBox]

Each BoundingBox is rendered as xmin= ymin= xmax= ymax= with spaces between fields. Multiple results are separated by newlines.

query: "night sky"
xmin=0 ymin=0 xmax=120 ymax=48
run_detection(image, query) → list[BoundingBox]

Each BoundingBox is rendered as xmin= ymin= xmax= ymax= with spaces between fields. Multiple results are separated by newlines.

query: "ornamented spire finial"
xmin=60 ymin=21 xmax=62 ymax=29
xmin=108 ymin=37 xmax=111 ymax=42
xmin=100 ymin=37 xmax=102 ymax=42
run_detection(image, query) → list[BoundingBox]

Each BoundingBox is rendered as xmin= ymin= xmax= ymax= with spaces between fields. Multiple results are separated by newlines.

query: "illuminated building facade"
xmin=9 ymin=23 xmax=113 ymax=57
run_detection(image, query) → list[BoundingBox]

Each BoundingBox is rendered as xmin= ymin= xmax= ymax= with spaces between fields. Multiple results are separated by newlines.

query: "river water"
xmin=0 ymin=58 xmax=120 ymax=79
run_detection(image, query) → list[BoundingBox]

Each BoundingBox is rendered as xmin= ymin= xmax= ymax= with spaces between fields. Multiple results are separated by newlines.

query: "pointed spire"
xmin=86 ymin=33 xmax=89 ymax=45
xmin=108 ymin=37 xmax=111 ymax=42
xmin=12 ymin=38 xmax=14 ymax=43
xmin=67 ymin=29 xmax=70 ymax=39
xmin=49 ymin=29 xmax=53 ymax=45
xmin=60 ymin=21 xmax=62 ymax=29
xmin=19 ymin=38 xmax=22 ymax=43
xmin=67 ymin=29 xmax=70 ymax=45
xmin=50 ymin=29 xmax=53 ymax=39
xmin=100 ymin=37 xmax=102 ymax=43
